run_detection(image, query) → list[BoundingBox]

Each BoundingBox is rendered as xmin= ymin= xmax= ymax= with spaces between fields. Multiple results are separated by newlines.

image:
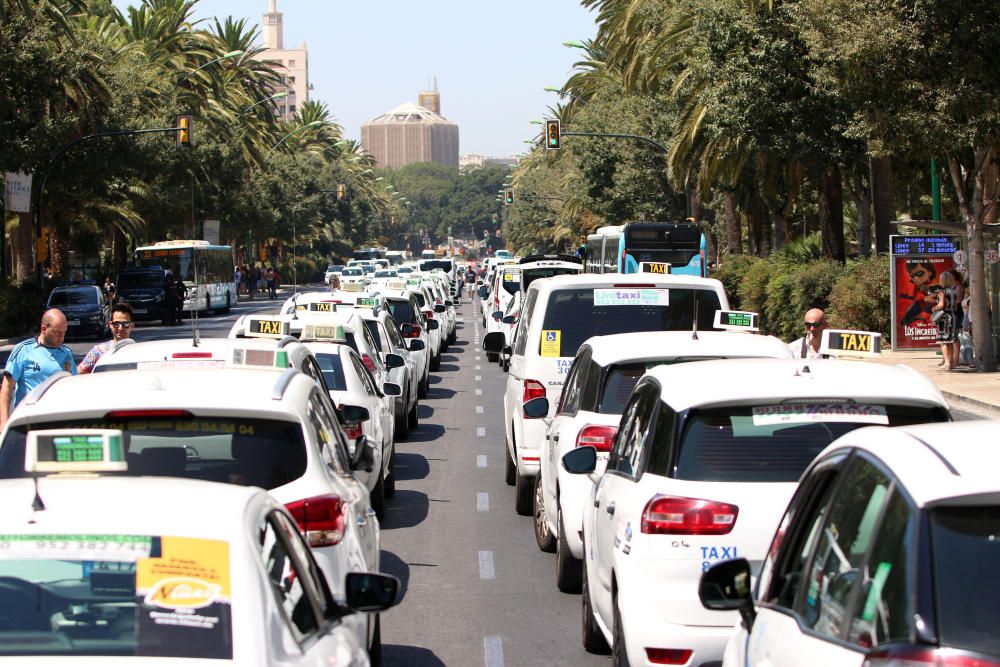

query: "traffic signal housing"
xmin=504 ymin=188 xmax=514 ymax=204
xmin=545 ymin=119 xmax=561 ymax=150
xmin=176 ymin=115 xmax=193 ymax=148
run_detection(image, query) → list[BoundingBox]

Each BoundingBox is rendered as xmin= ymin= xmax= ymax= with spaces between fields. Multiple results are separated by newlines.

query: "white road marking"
xmin=477 ymin=455 xmax=488 ymax=468
xmin=484 ymin=636 xmax=504 ymax=667
xmin=475 ymin=375 xmax=482 ymax=382
xmin=476 ymin=405 xmax=484 ymax=414
xmin=475 ymin=365 xmax=482 ymax=370
xmin=477 ymin=492 xmax=490 ymax=512
xmin=479 ymin=551 xmax=495 ymax=580
xmin=475 ymin=388 xmax=483 ymax=396
xmin=477 ymin=427 xmax=486 ymax=437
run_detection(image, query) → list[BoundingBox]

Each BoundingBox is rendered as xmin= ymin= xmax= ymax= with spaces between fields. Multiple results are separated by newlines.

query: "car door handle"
xmin=356 ymin=514 xmax=368 ymax=527
xmin=606 ymin=502 xmax=615 ymax=517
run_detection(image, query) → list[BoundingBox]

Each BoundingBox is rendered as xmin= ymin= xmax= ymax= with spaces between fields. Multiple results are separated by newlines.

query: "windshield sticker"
xmin=594 ymin=288 xmax=670 ymax=307
xmin=541 ymin=330 xmax=561 ymax=357
xmin=137 ymin=536 xmax=232 ymax=659
xmin=0 ymin=534 xmax=153 ymax=562
xmin=752 ymin=403 xmax=888 ymax=426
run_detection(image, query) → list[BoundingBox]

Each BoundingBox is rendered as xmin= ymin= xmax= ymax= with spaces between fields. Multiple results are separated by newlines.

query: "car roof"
xmin=9 ymin=367 xmax=315 ymax=423
xmin=93 ymin=337 xmax=311 ymax=372
xmin=0 ymin=477 xmax=268 ymax=543
xmin=525 ymin=272 xmax=727 ymax=295
xmin=643 ymin=358 xmax=947 ymax=412
xmin=583 ymin=331 xmax=794 ymax=367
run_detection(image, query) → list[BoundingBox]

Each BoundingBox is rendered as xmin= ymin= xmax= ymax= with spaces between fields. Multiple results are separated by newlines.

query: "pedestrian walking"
xmin=270 ymin=267 xmax=281 ymax=299
xmin=0 ymin=309 xmax=77 ymax=429
xmin=933 ymin=270 xmax=959 ymax=370
xmin=173 ymin=276 xmax=187 ymax=323
xmin=265 ymin=267 xmax=275 ymax=299
xmin=78 ymin=303 xmax=134 ymax=374
xmin=163 ymin=272 xmax=177 ymax=325
xmin=788 ymin=308 xmax=830 ymax=359
xmin=234 ymin=266 xmax=242 ymax=296
xmin=248 ymin=266 xmax=258 ymax=300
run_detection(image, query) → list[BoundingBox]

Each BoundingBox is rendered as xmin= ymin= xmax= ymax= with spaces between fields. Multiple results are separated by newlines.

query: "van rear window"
xmin=539 ymin=287 xmax=722 ymax=356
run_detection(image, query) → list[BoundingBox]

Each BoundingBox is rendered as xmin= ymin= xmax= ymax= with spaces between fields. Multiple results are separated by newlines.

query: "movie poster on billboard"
xmin=894 ymin=255 xmax=956 ymax=348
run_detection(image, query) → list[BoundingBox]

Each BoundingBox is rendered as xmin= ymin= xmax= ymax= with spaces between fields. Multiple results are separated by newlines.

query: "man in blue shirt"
xmin=0 ymin=309 xmax=76 ymax=429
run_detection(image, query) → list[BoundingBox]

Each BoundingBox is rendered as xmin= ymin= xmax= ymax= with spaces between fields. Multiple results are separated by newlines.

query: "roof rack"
xmin=271 ymin=367 xmax=300 ymax=401
xmin=23 ymin=372 xmax=71 ymax=406
xmin=519 ymin=254 xmax=582 ymax=265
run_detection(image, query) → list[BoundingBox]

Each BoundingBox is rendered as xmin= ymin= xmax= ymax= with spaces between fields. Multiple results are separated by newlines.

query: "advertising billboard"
xmin=890 ymin=235 xmax=961 ymax=350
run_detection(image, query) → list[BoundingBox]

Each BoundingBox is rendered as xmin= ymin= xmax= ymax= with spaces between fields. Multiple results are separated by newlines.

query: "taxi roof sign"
xmin=386 ymin=280 xmax=407 ymax=290
xmin=341 ymin=282 xmax=365 ymax=292
xmin=307 ymin=301 xmax=337 ymax=313
xmin=713 ymin=310 xmax=760 ymax=332
xmin=244 ymin=316 xmax=291 ymax=339
xmin=231 ymin=348 xmax=289 ymax=369
xmin=26 ymin=429 xmax=127 ymax=474
xmin=299 ymin=323 xmax=347 ymax=343
xmin=820 ymin=329 xmax=882 ymax=358
xmin=355 ymin=297 xmax=377 ymax=309
xmin=639 ymin=261 xmax=672 ymax=275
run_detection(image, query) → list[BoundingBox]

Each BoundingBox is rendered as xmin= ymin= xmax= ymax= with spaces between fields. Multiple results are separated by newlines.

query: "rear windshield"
xmin=344 ymin=333 xmax=360 ymax=355
xmin=419 ymin=260 xmax=453 ymax=273
xmin=117 ymin=273 xmax=163 ymax=290
xmin=0 ymin=418 xmax=306 ymax=490
xmin=412 ymin=292 xmax=426 ymax=308
xmin=540 ymin=287 xmax=722 ymax=356
xmin=522 ymin=267 xmax=579 ymax=290
xmin=387 ymin=299 xmax=416 ymax=324
xmin=599 ymin=363 xmax=647 ymax=414
xmin=364 ymin=321 xmax=383 ymax=352
xmin=316 ymin=352 xmax=348 ymax=391
xmin=656 ymin=404 xmax=949 ymax=482
xmin=501 ymin=270 xmax=521 ymax=295
xmin=931 ymin=506 xmax=1000 ymax=656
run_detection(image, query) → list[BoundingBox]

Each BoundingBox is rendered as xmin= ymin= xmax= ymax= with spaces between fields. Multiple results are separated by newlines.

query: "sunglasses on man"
xmin=804 ymin=321 xmax=824 ymax=329
xmin=110 ymin=321 xmax=132 ymax=328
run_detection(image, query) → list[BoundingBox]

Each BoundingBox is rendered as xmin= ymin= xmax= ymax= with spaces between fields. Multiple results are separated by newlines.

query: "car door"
xmin=592 ymin=382 xmax=658 ymax=627
xmin=505 ymin=288 xmax=537 ymax=450
xmin=543 ymin=348 xmax=590 ymax=527
xmin=351 ymin=352 xmax=391 ymax=462
xmin=748 ymin=454 xmax=894 ymax=667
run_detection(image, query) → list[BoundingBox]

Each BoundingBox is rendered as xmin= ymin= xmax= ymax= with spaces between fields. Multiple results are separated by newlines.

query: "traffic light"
xmin=337 ymin=183 xmax=347 ymax=201
xmin=545 ymin=119 xmax=561 ymax=150
xmin=504 ymin=188 xmax=514 ymax=204
xmin=176 ymin=114 xmax=193 ymax=148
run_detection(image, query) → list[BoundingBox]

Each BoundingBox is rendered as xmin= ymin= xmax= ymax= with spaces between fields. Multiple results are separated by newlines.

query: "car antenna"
xmin=291 ymin=292 xmax=299 ymax=321
xmin=691 ymin=295 xmax=700 ymax=341
xmin=30 ymin=470 xmax=45 ymax=515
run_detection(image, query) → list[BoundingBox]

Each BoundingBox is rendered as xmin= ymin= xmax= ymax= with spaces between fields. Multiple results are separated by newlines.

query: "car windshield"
xmin=0 ymin=417 xmax=307 ymax=491
xmin=327 ymin=265 xmax=344 ymax=273
xmin=315 ymin=352 xmax=348 ymax=391
xmin=48 ymin=289 xmax=98 ymax=306
xmin=117 ymin=273 xmax=163 ymax=290
xmin=0 ymin=538 xmax=233 ymax=658
xmin=396 ymin=267 xmax=414 ymax=274
xmin=540 ymin=287 xmax=722 ymax=356
xmin=375 ymin=270 xmax=396 ymax=278
xmin=342 ymin=268 xmax=363 ymax=276
xmin=653 ymin=404 xmax=949 ymax=482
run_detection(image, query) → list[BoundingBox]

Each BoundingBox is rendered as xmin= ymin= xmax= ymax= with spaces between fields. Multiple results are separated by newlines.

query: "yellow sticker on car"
xmin=540 ymin=330 xmax=561 ymax=357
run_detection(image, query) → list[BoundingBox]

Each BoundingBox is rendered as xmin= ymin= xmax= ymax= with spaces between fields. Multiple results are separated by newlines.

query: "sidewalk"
xmin=871 ymin=349 xmax=1000 ymax=416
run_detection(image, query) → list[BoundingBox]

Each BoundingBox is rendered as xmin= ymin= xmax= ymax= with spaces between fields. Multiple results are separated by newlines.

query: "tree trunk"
xmin=724 ymin=191 xmax=743 ymax=255
xmin=819 ymin=166 xmax=846 ymax=263
xmin=947 ymin=148 xmax=998 ymax=372
xmin=749 ymin=208 xmax=769 ymax=257
xmin=848 ymin=165 xmax=873 ymax=258
xmin=11 ymin=212 xmax=35 ymax=285
xmin=869 ymin=155 xmax=895 ymax=254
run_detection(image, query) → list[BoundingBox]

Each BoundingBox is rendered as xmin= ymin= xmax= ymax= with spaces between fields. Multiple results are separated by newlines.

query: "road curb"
xmin=941 ymin=390 xmax=1000 ymax=417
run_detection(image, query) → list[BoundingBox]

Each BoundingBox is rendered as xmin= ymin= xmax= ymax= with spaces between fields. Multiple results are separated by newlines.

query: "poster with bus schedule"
xmin=893 ymin=254 xmax=956 ymax=349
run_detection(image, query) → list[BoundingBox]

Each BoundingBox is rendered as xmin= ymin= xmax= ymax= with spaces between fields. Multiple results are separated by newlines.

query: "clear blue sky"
xmin=112 ymin=0 xmax=598 ymax=157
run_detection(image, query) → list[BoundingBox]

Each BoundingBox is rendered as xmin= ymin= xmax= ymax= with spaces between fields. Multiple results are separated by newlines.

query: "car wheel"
xmin=612 ymin=590 xmax=630 ymax=666
xmin=369 ymin=614 xmax=382 ymax=666
xmin=395 ymin=398 xmax=410 ymax=441
xmin=504 ymin=441 xmax=515 ymax=486
xmin=384 ymin=452 xmax=396 ymax=499
xmin=220 ymin=293 xmax=231 ymax=314
xmin=556 ymin=508 xmax=583 ymax=593
xmin=534 ymin=476 xmax=556 ymax=553
xmin=418 ymin=372 xmax=428 ymax=399
xmin=408 ymin=400 xmax=419 ymax=428
xmin=371 ymin=473 xmax=385 ymax=521
xmin=582 ymin=553 xmax=611 ymax=654
xmin=514 ymin=468 xmax=533 ymax=516
xmin=430 ymin=354 xmax=441 ymax=372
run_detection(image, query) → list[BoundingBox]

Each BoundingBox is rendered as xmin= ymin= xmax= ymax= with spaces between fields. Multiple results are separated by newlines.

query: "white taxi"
xmin=0 ymin=366 xmax=389 ymax=659
xmin=537 ymin=318 xmax=792 ymax=593
xmin=380 ymin=284 xmax=433 ymax=398
xmin=353 ymin=304 xmax=421 ymax=438
xmin=561 ymin=333 xmax=951 ymax=666
xmin=0 ymin=429 xmax=399 ymax=665
xmin=484 ymin=273 xmax=730 ymax=517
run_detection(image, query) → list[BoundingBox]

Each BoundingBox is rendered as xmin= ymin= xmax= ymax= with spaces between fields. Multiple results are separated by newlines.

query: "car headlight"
xmin=89 ymin=314 xmax=102 ymax=321
xmin=154 ymin=294 xmax=163 ymax=302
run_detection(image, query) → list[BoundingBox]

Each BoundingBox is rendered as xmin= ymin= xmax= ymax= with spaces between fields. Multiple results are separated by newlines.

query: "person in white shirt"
xmin=788 ymin=308 xmax=829 ymax=359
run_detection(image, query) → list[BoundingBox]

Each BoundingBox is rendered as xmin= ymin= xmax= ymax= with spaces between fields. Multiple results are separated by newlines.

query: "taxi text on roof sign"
xmin=593 ymin=288 xmax=670 ymax=307
xmin=639 ymin=261 xmax=671 ymax=275
xmin=819 ymin=329 xmax=882 ymax=358
xmin=308 ymin=302 xmax=336 ymax=313
xmin=25 ymin=429 xmax=128 ymax=474
xmin=300 ymin=323 xmax=346 ymax=343
xmin=245 ymin=317 xmax=290 ymax=339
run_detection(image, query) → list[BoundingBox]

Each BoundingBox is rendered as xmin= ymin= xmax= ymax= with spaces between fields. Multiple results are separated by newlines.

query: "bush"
xmin=711 ymin=255 xmax=759 ymax=311
xmin=828 ymin=256 xmax=890 ymax=336
xmin=0 ymin=282 xmax=47 ymax=339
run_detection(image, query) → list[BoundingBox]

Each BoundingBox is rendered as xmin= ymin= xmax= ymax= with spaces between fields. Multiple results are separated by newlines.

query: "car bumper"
xmin=555 ymin=472 xmax=592 ymax=559
xmin=515 ymin=417 xmax=546 ymax=477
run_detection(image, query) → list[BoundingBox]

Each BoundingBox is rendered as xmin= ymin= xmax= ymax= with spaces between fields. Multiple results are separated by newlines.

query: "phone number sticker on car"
xmin=752 ymin=403 xmax=888 ymax=426
xmin=594 ymin=288 xmax=670 ymax=307
xmin=0 ymin=534 xmax=154 ymax=561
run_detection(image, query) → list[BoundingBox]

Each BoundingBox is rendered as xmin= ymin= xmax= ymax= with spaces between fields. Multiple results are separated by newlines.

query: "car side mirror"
xmin=502 ymin=315 xmax=517 ymax=325
xmin=478 ymin=286 xmax=488 ymax=299
xmin=344 ymin=572 xmax=401 ymax=613
xmin=341 ymin=404 xmax=370 ymax=424
xmin=483 ymin=331 xmax=505 ymax=354
xmin=434 ymin=304 xmax=446 ymax=314
xmin=382 ymin=382 xmax=402 ymax=397
xmin=562 ymin=446 xmax=597 ymax=475
xmin=492 ymin=310 xmax=504 ymax=321
xmin=385 ymin=353 xmax=405 ymax=370
xmin=445 ymin=300 xmax=454 ymax=307
xmin=699 ymin=558 xmax=756 ymax=629
xmin=400 ymin=323 xmax=414 ymax=337
xmin=351 ymin=435 xmax=376 ymax=472
xmin=522 ymin=396 xmax=549 ymax=419
xmin=408 ymin=339 xmax=425 ymax=352
xmin=426 ymin=319 xmax=439 ymax=331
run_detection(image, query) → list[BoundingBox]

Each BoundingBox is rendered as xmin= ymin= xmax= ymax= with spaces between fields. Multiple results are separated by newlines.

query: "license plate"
xmin=68 ymin=320 xmax=80 ymax=326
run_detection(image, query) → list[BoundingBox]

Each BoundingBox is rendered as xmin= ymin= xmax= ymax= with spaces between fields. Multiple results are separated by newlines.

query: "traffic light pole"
xmin=560 ymin=131 xmax=669 ymax=155
xmin=34 ymin=126 xmax=182 ymax=284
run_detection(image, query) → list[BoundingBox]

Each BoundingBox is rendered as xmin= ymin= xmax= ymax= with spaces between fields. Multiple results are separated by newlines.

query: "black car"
xmin=116 ymin=268 xmax=168 ymax=323
xmin=46 ymin=284 xmax=110 ymax=340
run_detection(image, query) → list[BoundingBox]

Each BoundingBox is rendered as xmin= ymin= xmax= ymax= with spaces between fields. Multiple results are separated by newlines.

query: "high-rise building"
xmin=361 ymin=88 xmax=460 ymax=169
xmin=253 ymin=0 xmax=309 ymax=121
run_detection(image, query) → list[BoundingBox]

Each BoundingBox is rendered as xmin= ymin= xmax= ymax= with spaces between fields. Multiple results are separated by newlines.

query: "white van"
xmin=484 ymin=273 xmax=729 ymax=515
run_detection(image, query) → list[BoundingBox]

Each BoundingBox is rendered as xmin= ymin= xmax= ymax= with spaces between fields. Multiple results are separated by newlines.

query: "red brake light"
xmin=645 ymin=648 xmax=693 ymax=665
xmin=613 ymin=283 xmax=655 ymax=288
xmin=867 ymin=647 xmax=1000 ymax=667
xmin=362 ymin=353 xmax=376 ymax=374
xmin=522 ymin=379 xmax=546 ymax=405
xmin=285 ymin=495 xmax=346 ymax=547
xmin=403 ymin=324 xmax=422 ymax=338
xmin=576 ymin=424 xmax=617 ymax=453
xmin=641 ymin=495 xmax=738 ymax=535
xmin=171 ymin=352 xmax=214 ymax=359
xmin=104 ymin=409 xmax=194 ymax=419
xmin=424 ymin=310 xmax=434 ymax=319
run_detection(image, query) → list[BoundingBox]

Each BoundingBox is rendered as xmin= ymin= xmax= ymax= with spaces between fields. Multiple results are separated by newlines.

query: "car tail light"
xmin=576 ymin=424 xmax=617 ymax=453
xmin=621 ymin=247 xmax=627 ymax=271
xmin=522 ymin=379 xmax=546 ymax=405
xmin=424 ymin=310 xmax=434 ymax=319
xmin=362 ymin=353 xmax=376 ymax=374
xmin=867 ymin=647 xmax=1000 ymax=667
xmin=435 ymin=298 xmax=442 ymax=305
xmin=343 ymin=422 xmax=365 ymax=439
xmin=172 ymin=352 xmax=213 ymax=359
xmin=403 ymin=324 xmax=422 ymax=338
xmin=613 ymin=283 xmax=654 ymax=288
xmin=105 ymin=409 xmax=194 ymax=419
xmin=645 ymin=648 xmax=693 ymax=665
xmin=641 ymin=495 xmax=738 ymax=535
xmin=285 ymin=495 xmax=346 ymax=547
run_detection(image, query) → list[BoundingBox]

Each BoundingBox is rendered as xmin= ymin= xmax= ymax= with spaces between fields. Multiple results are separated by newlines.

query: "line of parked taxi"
xmin=0 ymin=263 xmax=464 ymax=665
xmin=480 ymin=258 xmax=995 ymax=667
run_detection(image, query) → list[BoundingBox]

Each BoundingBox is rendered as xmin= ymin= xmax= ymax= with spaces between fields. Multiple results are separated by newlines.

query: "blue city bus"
xmin=584 ymin=221 xmax=706 ymax=277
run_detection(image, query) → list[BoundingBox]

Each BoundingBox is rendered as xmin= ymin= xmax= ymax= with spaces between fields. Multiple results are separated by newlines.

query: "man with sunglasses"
xmin=788 ymin=307 xmax=830 ymax=359
xmin=77 ymin=302 xmax=135 ymax=374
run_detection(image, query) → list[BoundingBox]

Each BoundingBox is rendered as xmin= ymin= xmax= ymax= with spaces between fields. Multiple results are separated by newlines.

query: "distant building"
xmin=460 ymin=154 xmax=519 ymax=170
xmin=254 ymin=0 xmax=309 ymax=121
xmin=361 ymin=85 xmax=460 ymax=169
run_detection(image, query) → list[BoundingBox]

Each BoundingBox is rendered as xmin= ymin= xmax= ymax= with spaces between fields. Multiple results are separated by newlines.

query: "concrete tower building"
xmin=254 ymin=0 xmax=309 ymax=121
xmin=361 ymin=85 xmax=460 ymax=169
